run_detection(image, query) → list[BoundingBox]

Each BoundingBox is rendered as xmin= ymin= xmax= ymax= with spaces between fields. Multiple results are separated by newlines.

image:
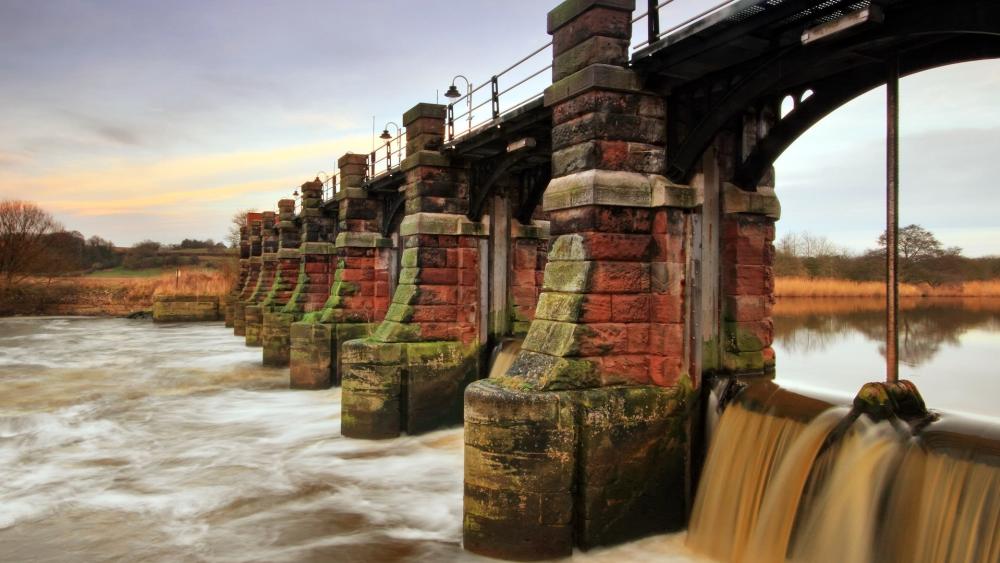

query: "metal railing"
xmin=631 ymin=0 xmax=744 ymax=52
xmin=366 ymin=129 xmax=407 ymax=182
xmin=445 ymin=41 xmax=553 ymax=143
xmin=319 ymin=173 xmax=338 ymax=202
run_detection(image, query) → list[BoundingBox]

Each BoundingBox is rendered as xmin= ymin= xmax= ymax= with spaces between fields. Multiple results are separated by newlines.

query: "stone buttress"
xmin=224 ymin=218 xmax=252 ymax=328
xmin=260 ymin=198 xmax=303 ymax=366
xmin=463 ymin=1 xmax=698 ymax=558
xmin=340 ymin=103 xmax=488 ymax=440
xmin=279 ymin=178 xmax=337 ymax=380
xmin=244 ymin=211 xmax=278 ymax=347
xmin=288 ymin=154 xmax=393 ymax=389
xmin=233 ymin=212 xmax=264 ymax=337
xmin=719 ymin=184 xmax=779 ymax=373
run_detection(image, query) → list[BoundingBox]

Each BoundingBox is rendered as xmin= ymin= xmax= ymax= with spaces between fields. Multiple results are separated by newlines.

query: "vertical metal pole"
xmin=648 ymin=0 xmax=660 ymax=43
xmin=466 ymin=83 xmax=473 ymax=134
xmin=448 ymin=104 xmax=455 ymax=141
xmin=886 ymin=55 xmax=900 ymax=383
xmin=491 ymin=76 xmax=500 ymax=120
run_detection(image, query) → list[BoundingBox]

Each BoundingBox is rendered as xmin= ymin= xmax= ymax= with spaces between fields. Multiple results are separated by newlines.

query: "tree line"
xmin=775 ymin=224 xmax=1000 ymax=285
xmin=0 ymin=200 xmax=230 ymax=285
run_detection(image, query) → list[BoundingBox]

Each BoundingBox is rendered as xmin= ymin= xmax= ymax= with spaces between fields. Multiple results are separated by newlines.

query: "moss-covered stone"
xmin=463 ymin=380 xmax=577 ymax=561
xmin=494 ymin=350 xmax=599 ymax=392
xmin=542 ymin=260 xmax=594 ymax=293
xmin=152 ymin=295 xmax=220 ymax=322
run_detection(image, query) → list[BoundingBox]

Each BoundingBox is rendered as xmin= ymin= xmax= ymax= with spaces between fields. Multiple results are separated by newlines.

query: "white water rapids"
xmin=0 ymin=317 xmax=700 ymax=562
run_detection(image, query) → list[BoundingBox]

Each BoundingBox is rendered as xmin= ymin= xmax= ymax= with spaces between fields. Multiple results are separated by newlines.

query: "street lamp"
xmin=445 ymin=74 xmax=473 ymax=136
xmin=380 ymin=121 xmax=402 ymax=170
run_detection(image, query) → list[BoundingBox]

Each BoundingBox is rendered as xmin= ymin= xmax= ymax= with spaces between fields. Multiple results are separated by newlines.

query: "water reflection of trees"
xmin=774 ymin=299 xmax=1000 ymax=367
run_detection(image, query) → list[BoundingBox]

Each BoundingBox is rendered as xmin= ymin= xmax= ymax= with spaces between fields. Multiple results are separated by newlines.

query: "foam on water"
xmin=0 ymin=317 xmax=702 ymax=562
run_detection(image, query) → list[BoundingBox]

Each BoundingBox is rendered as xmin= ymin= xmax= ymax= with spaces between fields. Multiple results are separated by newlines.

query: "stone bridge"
xmin=222 ymin=0 xmax=999 ymax=558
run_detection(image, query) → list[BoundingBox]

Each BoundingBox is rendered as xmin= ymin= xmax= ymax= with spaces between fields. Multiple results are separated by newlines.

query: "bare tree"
xmin=227 ymin=209 xmax=256 ymax=248
xmin=0 ymin=200 xmax=62 ymax=285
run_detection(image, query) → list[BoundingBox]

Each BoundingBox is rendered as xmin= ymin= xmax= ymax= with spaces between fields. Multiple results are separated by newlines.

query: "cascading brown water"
xmin=687 ymin=382 xmax=1000 ymax=563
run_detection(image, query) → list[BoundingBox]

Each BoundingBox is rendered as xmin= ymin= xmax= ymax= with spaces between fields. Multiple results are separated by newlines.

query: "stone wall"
xmin=153 ymin=295 xmax=221 ymax=322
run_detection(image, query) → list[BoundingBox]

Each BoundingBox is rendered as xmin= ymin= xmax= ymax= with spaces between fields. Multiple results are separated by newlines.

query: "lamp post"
xmin=379 ymin=121 xmax=402 ymax=170
xmin=445 ymin=74 xmax=473 ymax=137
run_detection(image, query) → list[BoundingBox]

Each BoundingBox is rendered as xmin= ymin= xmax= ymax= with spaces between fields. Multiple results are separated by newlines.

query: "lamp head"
xmin=444 ymin=84 xmax=461 ymax=99
xmin=379 ymin=129 xmax=392 ymax=140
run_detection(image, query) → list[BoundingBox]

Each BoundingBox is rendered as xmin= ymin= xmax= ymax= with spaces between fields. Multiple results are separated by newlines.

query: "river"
xmin=1 ymin=299 xmax=996 ymax=561
xmin=0 ymin=317 xmax=699 ymax=562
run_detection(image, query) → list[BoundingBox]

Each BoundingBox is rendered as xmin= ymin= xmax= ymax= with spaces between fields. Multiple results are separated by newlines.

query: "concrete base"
xmin=244 ymin=305 xmax=264 ymax=347
xmin=262 ymin=311 xmax=295 ymax=367
xmin=152 ymin=295 xmax=221 ymax=322
xmin=463 ymin=381 xmax=689 ymax=560
xmin=340 ymin=339 xmax=479 ymax=439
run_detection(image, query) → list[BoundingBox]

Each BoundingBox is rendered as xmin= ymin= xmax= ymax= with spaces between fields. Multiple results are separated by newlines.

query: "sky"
xmin=0 ymin=0 xmax=997 ymax=255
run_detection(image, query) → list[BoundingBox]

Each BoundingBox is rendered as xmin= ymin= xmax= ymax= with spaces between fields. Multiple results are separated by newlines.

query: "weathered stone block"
xmin=551 ymin=111 xmax=664 ymax=151
xmin=463 ymin=381 xmax=577 ymax=560
xmin=553 ymin=36 xmax=630 ymax=81
xmin=551 ymin=8 xmax=632 ymax=56
xmin=571 ymin=385 xmax=688 ymax=549
xmin=289 ymin=321 xmax=335 ymax=389
xmin=152 ymin=295 xmax=220 ymax=323
xmin=262 ymin=311 xmax=294 ymax=367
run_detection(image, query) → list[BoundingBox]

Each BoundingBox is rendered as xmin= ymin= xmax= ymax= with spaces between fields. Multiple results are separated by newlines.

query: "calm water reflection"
xmin=773 ymin=298 xmax=1000 ymax=420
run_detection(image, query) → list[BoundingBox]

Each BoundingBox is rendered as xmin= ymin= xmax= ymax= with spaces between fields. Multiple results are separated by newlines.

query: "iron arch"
xmin=652 ymin=0 xmax=1000 ymax=187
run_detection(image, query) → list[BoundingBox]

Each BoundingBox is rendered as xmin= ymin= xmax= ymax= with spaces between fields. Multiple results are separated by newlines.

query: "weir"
xmin=217 ymin=0 xmax=1000 ymax=559
xmin=690 ymin=379 xmax=1000 ymax=563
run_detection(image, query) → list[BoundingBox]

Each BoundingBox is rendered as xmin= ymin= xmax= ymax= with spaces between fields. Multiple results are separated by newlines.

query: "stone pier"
xmin=224 ymin=219 xmax=252 ymax=328
xmin=233 ymin=212 xmax=263 ymax=337
xmin=273 ymin=178 xmax=337 ymax=375
xmin=288 ymin=154 xmax=394 ymax=389
xmin=245 ymin=211 xmax=278 ymax=347
xmin=261 ymin=198 xmax=303 ymax=366
xmin=463 ymin=1 xmax=696 ymax=558
xmin=340 ymin=103 xmax=487 ymax=439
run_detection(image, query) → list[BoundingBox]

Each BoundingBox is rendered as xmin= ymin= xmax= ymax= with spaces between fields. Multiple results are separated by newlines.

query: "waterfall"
xmin=687 ymin=382 xmax=1000 ymax=563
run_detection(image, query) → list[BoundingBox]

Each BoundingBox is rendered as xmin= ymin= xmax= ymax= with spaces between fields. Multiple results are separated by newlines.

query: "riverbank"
xmin=776 ymin=276 xmax=1000 ymax=298
xmin=0 ymin=269 xmax=231 ymax=317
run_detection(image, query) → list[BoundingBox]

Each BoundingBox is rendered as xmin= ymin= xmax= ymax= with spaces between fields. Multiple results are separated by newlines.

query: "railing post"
xmin=491 ymin=75 xmax=500 ymax=120
xmin=447 ymin=103 xmax=455 ymax=141
xmin=648 ymin=0 xmax=660 ymax=44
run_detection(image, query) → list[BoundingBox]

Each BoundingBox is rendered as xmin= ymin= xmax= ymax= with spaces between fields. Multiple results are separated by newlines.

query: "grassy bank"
xmin=776 ymin=277 xmax=1000 ymax=298
xmin=0 ymin=269 xmax=233 ymax=317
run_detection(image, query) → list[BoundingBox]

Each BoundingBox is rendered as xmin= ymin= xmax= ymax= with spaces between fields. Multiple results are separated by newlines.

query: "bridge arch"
xmin=633 ymin=0 xmax=1000 ymax=188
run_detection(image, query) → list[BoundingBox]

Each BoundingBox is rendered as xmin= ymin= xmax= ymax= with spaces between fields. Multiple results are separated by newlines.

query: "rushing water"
xmin=688 ymin=384 xmax=1000 ymax=563
xmin=0 ymin=317 xmax=703 ymax=562
xmin=772 ymin=298 xmax=1000 ymax=420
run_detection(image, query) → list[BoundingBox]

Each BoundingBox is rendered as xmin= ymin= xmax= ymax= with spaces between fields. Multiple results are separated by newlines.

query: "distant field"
xmin=87 ymin=267 xmax=167 ymax=278
xmin=2 ymin=268 xmax=235 ymax=316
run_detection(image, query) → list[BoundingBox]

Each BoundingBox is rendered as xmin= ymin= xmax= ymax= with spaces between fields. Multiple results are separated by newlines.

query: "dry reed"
xmin=776 ymin=277 xmax=1000 ymax=298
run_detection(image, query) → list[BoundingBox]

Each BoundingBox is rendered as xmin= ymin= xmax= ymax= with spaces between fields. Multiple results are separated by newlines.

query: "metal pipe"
xmin=886 ymin=55 xmax=900 ymax=383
